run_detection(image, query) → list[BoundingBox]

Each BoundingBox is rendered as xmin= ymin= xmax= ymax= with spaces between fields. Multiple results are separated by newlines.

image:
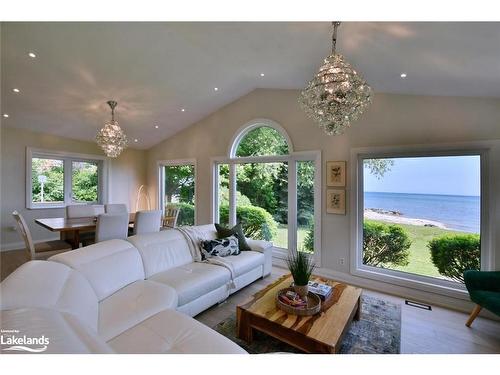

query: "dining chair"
xmin=133 ymin=210 xmax=162 ymax=235
xmin=12 ymin=211 xmax=72 ymax=261
xmin=66 ymin=204 xmax=105 ymax=218
xmin=163 ymin=206 xmax=180 ymax=228
xmin=95 ymin=213 xmax=129 ymax=243
xmin=105 ymin=204 xmax=128 ymax=214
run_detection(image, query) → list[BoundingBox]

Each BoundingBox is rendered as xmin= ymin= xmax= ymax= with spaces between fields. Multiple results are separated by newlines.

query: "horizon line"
xmin=365 ymin=191 xmax=480 ymax=198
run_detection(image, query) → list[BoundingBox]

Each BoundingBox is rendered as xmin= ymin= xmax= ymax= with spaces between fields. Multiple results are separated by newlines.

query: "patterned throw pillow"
xmin=215 ymin=223 xmax=252 ymax=252
xmin=200 ymin=236 xmax=240 ymax=259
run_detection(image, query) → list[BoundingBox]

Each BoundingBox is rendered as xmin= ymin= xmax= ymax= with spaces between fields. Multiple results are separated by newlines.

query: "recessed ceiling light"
xmin=28 ymin=52 xmax=37 ymax=58
xmin=12 ymin=88 xmax=20 ymax=93
xmin=181 ymin=108 xmax=185 ymax=112
xmin=154 ymin=125 xmax=159 ymax=129
xmin=214 ymin=87 xmax=219 ymax=91
xmin=134 ymin=139 xmax=138 ymax=143
xmin=260 ymin=73 xmax=265 ymax=77
xmin=400 ymin=73 xmax=407 ymax=78
xmin=3 ymin=114 xmax=9 ymax=118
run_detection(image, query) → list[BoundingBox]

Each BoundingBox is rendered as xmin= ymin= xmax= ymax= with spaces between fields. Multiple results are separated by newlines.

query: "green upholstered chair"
xmin=463 ymin=270 xmax=500 ymax=327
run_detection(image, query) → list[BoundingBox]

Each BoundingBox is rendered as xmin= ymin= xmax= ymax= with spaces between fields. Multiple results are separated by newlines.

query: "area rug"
xmin=215 ymin=295 xmax=401 ymax=354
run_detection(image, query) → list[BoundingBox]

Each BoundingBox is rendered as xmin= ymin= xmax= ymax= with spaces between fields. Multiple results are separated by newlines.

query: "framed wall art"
xmin=326 ymin=161 xmax=346 ymax=187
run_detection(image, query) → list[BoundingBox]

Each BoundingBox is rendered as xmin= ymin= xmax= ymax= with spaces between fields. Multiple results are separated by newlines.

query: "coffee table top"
xmin=238 ymin=274 xmax=362 ymax=349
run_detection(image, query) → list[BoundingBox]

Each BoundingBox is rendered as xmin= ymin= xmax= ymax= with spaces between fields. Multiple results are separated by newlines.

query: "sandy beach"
xmin=364 ymin=208 xmax=449 ymax=229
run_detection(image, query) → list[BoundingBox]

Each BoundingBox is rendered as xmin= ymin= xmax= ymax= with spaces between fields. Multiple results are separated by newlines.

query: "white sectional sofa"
xmin=0 ymin=224 xmax=273 ymax=354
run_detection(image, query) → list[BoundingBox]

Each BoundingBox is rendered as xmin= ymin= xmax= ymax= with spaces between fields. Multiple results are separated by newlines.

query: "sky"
xmin=364 ymin=155 xmax=481 ymax=196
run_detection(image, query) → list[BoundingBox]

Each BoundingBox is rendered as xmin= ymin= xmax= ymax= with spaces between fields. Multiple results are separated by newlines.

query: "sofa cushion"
xmin=149 ymin=262 xmax=230 ymax=306
xmin=107 ymin=309 xmax=246 ymax=354
xmin=50 ymin=239 xmax=145 ymax=301
xmin=98 ymin=280 xmax=178 ymax=341
xmin=0 ymin=308 xmax=113 ymax=354
xmin=127 ymin=230 xmax=193 ymax=277
xmin=201 ymin=236 xmax=240 ymax=259
xmin=216 ymin=251 xmax=265 ymax=277
xmin=0 ymin=261 xmax=99 ymax=332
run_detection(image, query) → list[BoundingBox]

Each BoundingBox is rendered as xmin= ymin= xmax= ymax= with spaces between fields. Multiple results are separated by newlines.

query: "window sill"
xmin=27 ymin=204 xmax=66 ymax=210
xmin=351 ymin=265 xmax=469 ymax=300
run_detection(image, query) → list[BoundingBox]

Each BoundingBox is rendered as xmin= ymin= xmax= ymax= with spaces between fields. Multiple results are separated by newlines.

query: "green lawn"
xmin=366 ymin=219 xmax=470 ymax=279
xmin=274 ymin=224 xmax=308 ymax=250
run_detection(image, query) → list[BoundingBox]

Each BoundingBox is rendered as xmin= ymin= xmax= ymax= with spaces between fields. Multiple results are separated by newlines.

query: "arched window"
xmin=213 ymin=119 xmax=321 ymax=264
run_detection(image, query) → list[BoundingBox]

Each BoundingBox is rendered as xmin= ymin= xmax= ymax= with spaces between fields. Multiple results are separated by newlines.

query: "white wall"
xmin=146 ymin=89 xmax=500 ymax=311
xmin=0 ymin=126 xmax=147 ymax=250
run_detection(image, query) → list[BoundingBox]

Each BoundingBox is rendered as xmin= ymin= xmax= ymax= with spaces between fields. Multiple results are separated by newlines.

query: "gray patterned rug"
xmin=215 ymin=295 xmax=401 ymax=354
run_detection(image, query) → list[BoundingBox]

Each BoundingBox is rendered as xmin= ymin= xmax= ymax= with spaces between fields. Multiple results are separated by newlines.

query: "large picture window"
xmin=213 ymin=120 xmax=321 ymax=262
xmin=158 ymin=160 xmax=196 ymax=226
xmin=353 ymin=149 xmax=489 ymax=292
xmin=27 ymin=148 xmax=106 ymax=209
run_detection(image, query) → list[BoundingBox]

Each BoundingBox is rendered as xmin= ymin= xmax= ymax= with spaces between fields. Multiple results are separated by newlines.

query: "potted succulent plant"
xmin=286 ymin=250 xmax=315 ymax=301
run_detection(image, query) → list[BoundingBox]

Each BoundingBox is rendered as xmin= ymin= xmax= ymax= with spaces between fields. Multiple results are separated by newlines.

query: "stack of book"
xmin=278 ymin=290 xmax=307 ymax=308
xmin=308 ymin=281 xmax=333 ymax=300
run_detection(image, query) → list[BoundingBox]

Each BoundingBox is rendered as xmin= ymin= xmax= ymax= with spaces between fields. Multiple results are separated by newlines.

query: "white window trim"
xmin=211 ymin=119 xmax=322 ymax=266
xmin=26 ymin=147 xmax=109 ymax=209
xmin=350 ymin=143 xmax=492 ymax=299
xmin=157 ymin=158 xmax=198 ymax=225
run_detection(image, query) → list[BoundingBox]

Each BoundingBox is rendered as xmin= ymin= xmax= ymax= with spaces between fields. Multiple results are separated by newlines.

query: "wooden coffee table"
xmin=236 ymin=274 xmax=362 ymax=353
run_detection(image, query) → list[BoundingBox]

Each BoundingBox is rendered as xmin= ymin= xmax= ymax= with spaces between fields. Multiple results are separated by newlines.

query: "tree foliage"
xmin=364 ymin=159 xmax=395 ymax=179
xmin=428 ymin=234 xmax=480 ymax=283
xmin=235 ymin=126 xmax=288 ymax=157
xmin=164 ymin=165 xmax=195 ymax=204
xmin=363 ymin=221 xmax=411 ymax=268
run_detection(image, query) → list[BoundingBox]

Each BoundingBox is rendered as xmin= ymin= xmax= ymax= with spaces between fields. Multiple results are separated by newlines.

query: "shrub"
xmin=167 ymin=202 xmax=194 ymax=226
xmin=429 ymin=234 xmax=480 ymax=283
xmin=302 ymin=223 xmax=314 ymax=254
xmin=219 ymin=204 xmax=278 ymax=241
xmin=363 ymin=221 xmax=411 ymax=268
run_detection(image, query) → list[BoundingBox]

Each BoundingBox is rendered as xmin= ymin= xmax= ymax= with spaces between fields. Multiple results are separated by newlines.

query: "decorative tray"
xmin=275 ymin=287 xmax=321 ymax=316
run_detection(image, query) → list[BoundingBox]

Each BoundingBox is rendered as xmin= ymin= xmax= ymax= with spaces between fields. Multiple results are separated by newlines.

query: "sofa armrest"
xmin=464 ymin=270 xmax=500 ymax=293
xmin=246 ymin=238 xmax=272 ymax=253
xmin=246 ymin=238 xmax=273 ymax=277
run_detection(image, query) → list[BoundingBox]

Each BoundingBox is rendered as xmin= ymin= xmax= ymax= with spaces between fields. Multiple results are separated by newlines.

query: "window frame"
xmin=157 ymin=158 xmax=197 ymax=226
xmin=211 ymin=119 xmax=322 ymax=265
xmin=350 ymin=145 xmax=491 ymax=298
xmin=26 ymin=147 xmax=108 ymax=209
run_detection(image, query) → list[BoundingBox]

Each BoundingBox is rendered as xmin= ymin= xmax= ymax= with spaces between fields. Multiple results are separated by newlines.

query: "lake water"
xmin=364 ymin=192 xmax=480 ymax=233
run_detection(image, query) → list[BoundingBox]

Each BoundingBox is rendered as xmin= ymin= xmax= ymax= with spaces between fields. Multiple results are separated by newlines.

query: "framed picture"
xmin=326 ymin=161 xmax=346 ymax=187
xmin=326 ymin=189 xmax=346 ymax=215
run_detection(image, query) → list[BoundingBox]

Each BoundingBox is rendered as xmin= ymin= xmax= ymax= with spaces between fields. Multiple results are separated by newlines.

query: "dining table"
xmin=35 ymin=213 xmax=135 ymax=249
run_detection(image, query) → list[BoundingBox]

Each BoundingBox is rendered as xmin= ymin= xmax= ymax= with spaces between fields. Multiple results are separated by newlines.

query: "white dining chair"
xmin=95 ymin=213 xmax=129 ymax=243
xmin=133 ymin=210 xmax=162 ymax=235
xmin=105 ymin=204 xmax=128 ymax=214
xmin=12 ymin=211 xmax=72 ymax=260
xmin=66 ymin=204 xmax=105 ymax=218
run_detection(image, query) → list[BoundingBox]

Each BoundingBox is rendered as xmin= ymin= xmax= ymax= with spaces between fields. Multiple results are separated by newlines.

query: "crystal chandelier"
xmin=96 ymin=100 xmax=128 ymax=158
xmin=299 ymin=22 xmax=373 ymax=135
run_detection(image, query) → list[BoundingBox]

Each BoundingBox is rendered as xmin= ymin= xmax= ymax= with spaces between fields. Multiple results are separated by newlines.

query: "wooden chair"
xmin=12 ymin=211 xmax=72 ymax=261
xmin=163 ymin=207 xmax=180 ymax=228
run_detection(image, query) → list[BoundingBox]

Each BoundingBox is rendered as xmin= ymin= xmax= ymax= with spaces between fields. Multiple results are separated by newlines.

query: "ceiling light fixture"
xmin=3 ymin=114 xmax=9 ymax=118
xmin=96 ymin=100 xmax=128 ymax=158
xmin=134 ymin=139 xmax=138 ymax=143
xmin=12 ymin=88 xmax=20 ymax=93
xmin=299 ymin=22 xmax=372 ymax=135
xmin=400 ymin=73 xmax=407 ymax=78
xmin=181 ymin=108 xmax=185 ymax=112
xmin=260 ymin=73 xmax=265 ymax=77
xmin=154 ymin=125 xmax=159 ymax=129
xmin=28 ymin=52 xmax=36 ymax=58
xmin=214 ymin=87 xmax=219 ymax=91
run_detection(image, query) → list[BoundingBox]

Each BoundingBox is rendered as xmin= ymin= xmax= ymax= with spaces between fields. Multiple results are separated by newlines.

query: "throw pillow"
xmin=200 ymin=236 xmax=240 ymax=259
xmin=215 ymin=223 xmax=252 ymax=252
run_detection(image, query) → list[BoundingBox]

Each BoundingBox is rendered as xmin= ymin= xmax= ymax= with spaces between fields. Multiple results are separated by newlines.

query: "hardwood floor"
xmin=2 ymin=250 xmax=500 ymax=353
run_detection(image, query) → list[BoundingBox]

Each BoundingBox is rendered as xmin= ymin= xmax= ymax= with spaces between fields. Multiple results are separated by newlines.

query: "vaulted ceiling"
xmin=2 ymin=22 xmax=500 ymax=149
